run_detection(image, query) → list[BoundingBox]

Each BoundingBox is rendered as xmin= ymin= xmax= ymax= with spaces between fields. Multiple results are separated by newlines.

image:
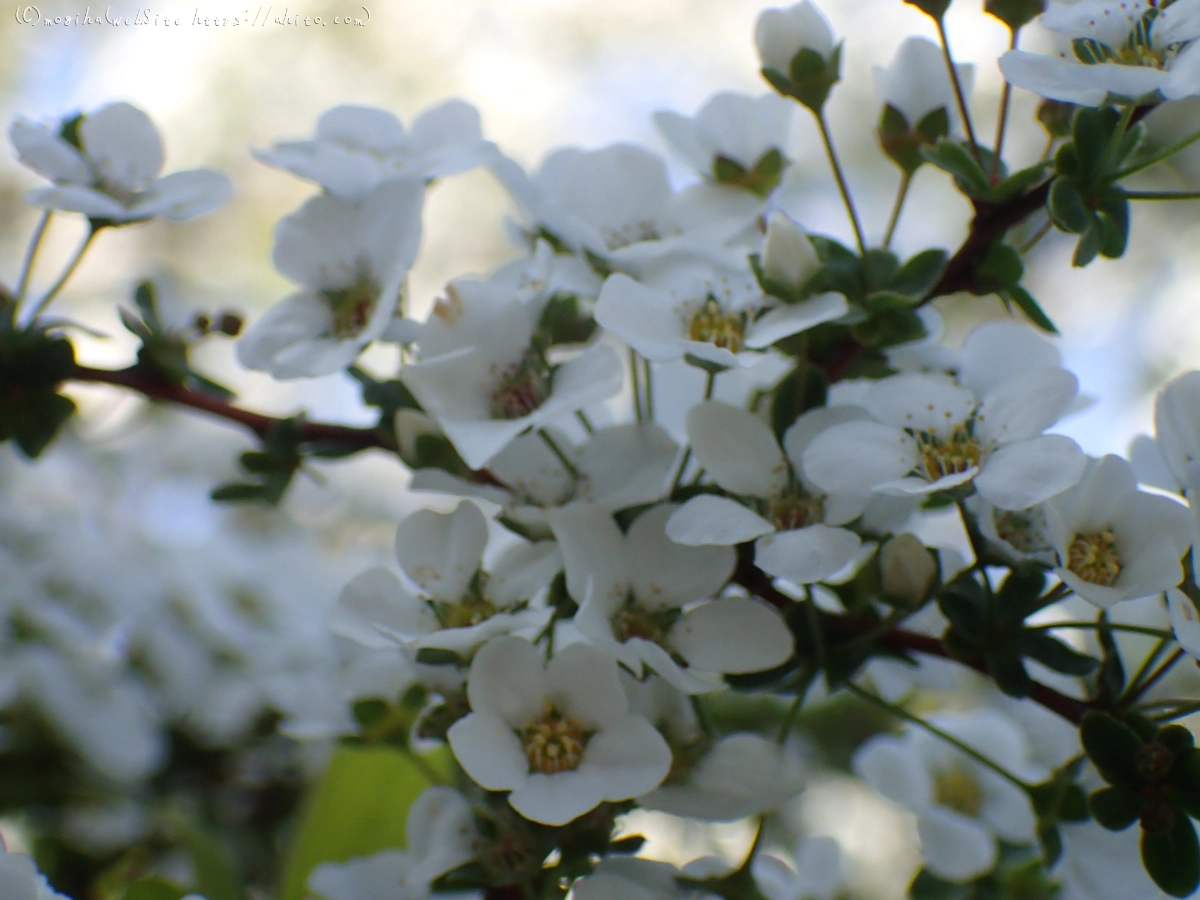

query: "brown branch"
xmin=733 ymin=554 xmax=1093 ymax=725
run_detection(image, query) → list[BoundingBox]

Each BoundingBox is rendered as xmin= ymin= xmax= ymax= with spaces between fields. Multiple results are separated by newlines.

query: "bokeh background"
xmin=2 ymin=2 xmax=1199 ymax=898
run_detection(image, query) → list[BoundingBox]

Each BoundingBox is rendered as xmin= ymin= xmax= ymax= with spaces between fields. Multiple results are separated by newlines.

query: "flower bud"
xmin=762 ymin=211 xmax=821 ymax=294
xmin=755 ymin=1 xmax=835 ymax=71
xmin=217 ymin=311 xmax=244 ymax=337
xmin=879 ymin=533 xmax=937 ymax=606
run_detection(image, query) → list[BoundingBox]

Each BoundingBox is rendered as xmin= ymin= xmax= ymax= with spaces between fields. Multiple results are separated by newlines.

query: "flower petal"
xmin=594 ymin=274 xmax=684 ymax=361
xmin=803 ymin=421 xmax=919 ymax=495
xmin=666 ymin=496 xmax=775 ymax=546
xmin=744 ymin=292 xmax=847 ymax=348
xmin=627 ymin=505 xmax=736 ymax=609
xmin=976 ymin=368 xmax=1078 ymax=446
xmin=547 ymin=642 xmax=628 ymax=731
xmin=581 ymin=714 xmax=673 ymax=801
xmin=973 ymin=435 xmax=1086 ymax=510
xmin=465 ymin=636 xmax=546 ymax=727
xmin=917 ymin=806 xmax=997 ymax=883
xmin=548 ymin=503 xmax=630 ymax=609
xmin=80 ymin=102 xmax=163 ymax=191
xmin=329 ymin=567 xmax=433 ymax=648
xmin=670 ymin=596 xmax=793 ymax=674
xmin=755 ymin=524 xmax=862 ymax=584
xmin=686 ymin=400 xmax=788 ymax=496
xmin=508 ymin=769 xmax=606 ymax=826
xmin=446 ymin=712 xmax=528 ymax=791
xmin=394 ymin=502 xmax=488 ymax=602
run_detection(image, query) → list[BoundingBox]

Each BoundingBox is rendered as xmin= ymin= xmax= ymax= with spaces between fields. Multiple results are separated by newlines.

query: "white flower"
xmin=307 ymin=786 xmax=480 ymax=900
xmin=854 ymin=709 xmax=1044 ymax=883
xmin=874 ymin=36 xmax=975 ymax=131
xmin=595 ymin=258 xmax=846 ymax=370
xmin=399 ymin=278 xmax=623 ymax=469
xmin=0 ymin=837 xmax=69 ymax=900
xmin=999 ymin=0 xmax=1200 ymax=106
xmin=755 ymin=1 xmax=837 ymax=73
xmin=9 ymin=102 xmax=232 ymax=222
xmin=761 ymin=212 xmax=822 ymax=296
xmin=253 ymin=100 xmax=497 ymax=200
xmin=236 ymin=179 xmax=425 ymax=378
xmin=446 ymin=636 xmax=672 ymax=826
xmin=492 ymin=144 xmax=761 ymax=272
xmin=752 ymin=837 xmax=844 ymax=900
xmin=653 ymin=92 xmax=794 ymax=182
xmin=410 ymin=423 xmax=679 ymax=540
xmin=1045 ymin=455 xmax=1193 ymax=608
xmin=330 ymin=502 xmax=559 ymax=656
xmin=572 ymin=856 xmax=718 ymax=900
xmin=665 ymin=401 xmax=867 ymax=585
xmin=803 ymin=322 xmax=1087 ymax=511
xmin=625 ymin=672 xmax=806 ymax=821
xmin=969 ymin=497 xmax=1059 ymax=567
xmin=549 ymin=503 xmax=793 ymax=694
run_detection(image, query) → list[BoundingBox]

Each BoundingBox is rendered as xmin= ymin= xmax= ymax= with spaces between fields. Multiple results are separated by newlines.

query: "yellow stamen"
xmin=1067 ymin=529 xmax=1122 ymax=586
xmin=522 ymin=703 xmax=586 ymax=774
xmin=934 ymin=767 xmax=984 ymax=817
xmin=687 ymin=298 xmax=745 ymax=353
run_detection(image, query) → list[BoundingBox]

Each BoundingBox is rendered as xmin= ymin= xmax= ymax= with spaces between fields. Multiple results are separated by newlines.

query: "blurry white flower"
xmin=874 ymin=36 xmax=974 ymax=132
xmin=999 ymin=0 xmax=1200 ymax=106
xmin=308 ymin=786 xmax=480 ymax=900
xmin=1045 ymin=455 xmax=1192 ymax=608
xmin=1153 ymin=370 xmax=1200 ymax=570
xmin=752 ymin=836 xmax=844 ymax=900
xmin=573 ymin=856 xmax=718 ymax=900
xmin=447 ymin=636 xmax=671 ymax=826
xmin=550 ymin=503 xmax=792 ymax=693
xmin=0 ymin=837 xmax=69 ymax=900
xmin=254 ymin=100 xmax=497 ymax=199
xmin=761 ymin=212 xmax=822 ymax=295
xmin=236 ymin=179 xmax=425 ymax=378
xmin=9 ymin=102 xmax=231 ymax=222
xmin=331 ymin=501 xmax=558 ymax=655
xmin=755 ymin=1 xmax=837 ymax=72
xmin=400 ymin=277 xmax=624 ymax=469
xmin=665 ymin=401 xmax=867 ymax=585
xmin=1056 ymin=818 xmax=1169 ymax=900
xmin=1168 ymin=587 xmax=1200 ymax=661
xmin=854 ymin=709 xmax=1043 ymax=882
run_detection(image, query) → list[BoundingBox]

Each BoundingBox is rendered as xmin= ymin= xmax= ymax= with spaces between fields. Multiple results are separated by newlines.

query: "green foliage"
xmin=905 ymin=0 xmax=952 ymax=20
xmin=122 ymin=878 xmax=190 ymax=900
xmin=211 ymin=417 xmax=306 ymax=505
xmin=769 ymin=363 xmax=828 ymax=441
xmin=713 ymin=148 xmax=786 ymax=196
xmin=878 ymin=104 xmax=950 ymax=173
xmin=762 ymin=44 xmax=842 ymax=112
xmin=984 ymin=0 xmax=1046 ymax=29
xmin=535 ymin=293 xmax=598 ymax=348
xmin=0 ymin=297 xmax=78 ymax=458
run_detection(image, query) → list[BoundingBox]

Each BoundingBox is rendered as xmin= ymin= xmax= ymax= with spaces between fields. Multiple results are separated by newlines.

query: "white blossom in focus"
xmin=447 ymin=636 xmax=672 ymax=826
xmin=236 ymin=179 xmax=425 ymax=378
xmin=253 ymin=100 xmax=498 ymax=199
xmin=9 ymin=102 xmax=232 ymax=222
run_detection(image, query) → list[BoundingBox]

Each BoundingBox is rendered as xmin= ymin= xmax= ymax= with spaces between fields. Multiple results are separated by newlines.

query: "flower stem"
xmin=1025 ymin=621 xmax=1174 ymax=640
xmin=883 ymin=169 xmax=913 ymax=251
xmin=816 ymin=112 xmax=867 ymax=255
xmin=777 ymin=666 xmax=818 ymax=744
xmin=537 ymin=428 xmax=580 ymax=478
xmin=1124 ymin=648 xmax=1186 ymax=706
xmin=1113 ymin=125 xmax=1200 ymax=180
xmin=575 ymin=409 xmax=595 ymax=435
xmin=936 ymin=18 xmax=982 ymax=169
xmin=14 ymin=210 xmax=52 ymax=305
xmin=630 ymin=348 xmax=644 ymax=422
xmin=643 ymin=357 xmax=655 ymax=420
xmin=846 ymin=683 xmax=1034 ymax=792
xmin=669 ymin=371 xmax=716 ymax=493
xmin=1017 ymin=218 xmax=1053 ymax=255
xmin=1121 ymin=189 xmax=1200 ymax=201
xmin=991 ymin=29 xmax=1019 ymax=177
xmin=24 ymin=224 xmax=96 ymax=324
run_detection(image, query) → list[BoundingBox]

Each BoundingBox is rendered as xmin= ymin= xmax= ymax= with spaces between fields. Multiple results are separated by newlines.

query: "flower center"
xmin=934 ymin=767 xmax=984 ymax=817
xmin=1067 ymin=529 xmax=1122 ymax=586
xmin=916 ymin=427 xmax=982 ymax=482
xmin=522 ymin=703 xmax=586 ymax=774
xmin=490 ymin=349 xmax=552 ymax=420
xmin=686 ymin=297 xmax=745 ymax=353
xmin=434 ymin=595 xmax=499 ymax=629
xmin=993 ymin=509 xmax=1046 ymax=555
xmin=768 ymin=489 xmax=824 ymax=531
xmin=611 ymin=600 xmax=680 ymax=646
xmin=324 ymin=274 xmax=380 ymax=339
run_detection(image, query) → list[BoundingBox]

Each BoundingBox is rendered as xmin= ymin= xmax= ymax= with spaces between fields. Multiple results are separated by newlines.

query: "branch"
xmin=733 ymin=555 xmax=1092 ymax=725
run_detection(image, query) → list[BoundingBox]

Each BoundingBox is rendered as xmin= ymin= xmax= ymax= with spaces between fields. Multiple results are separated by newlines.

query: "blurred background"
xmin=2 ymin=2 xmax=1199 ymax=898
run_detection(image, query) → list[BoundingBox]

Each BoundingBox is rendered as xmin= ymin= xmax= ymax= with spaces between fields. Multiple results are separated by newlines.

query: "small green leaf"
xmin=1073 ymin=222 xmax=1102 ymax=268
xmin=1072 ymin=106 xmax=1122 ymax=181
xmin=1038 ymin=99 xmax=1076 ymax=140
xmin=921 ymin=140 xmax=990 ymax=197
xmin=180 ymin=824 xmax=243 ymax=900
xmin=537 ymin=293 xmax=598 ymax=346
xmin=1038 ymin=821 xmax=1064 ymax=867
xmin=987 ymin=646 xmax=1033 ymax=698
xmin=1096 ymin=194 xmax=1130 ymax=259
xmin=1081 ymin=712 xmax=1144 ymax=788
xmin=909 ymin=869 xmax=970 ymax=900
xmin=987 ymin=162 xmax=1050 ymax=204
xmin=786 ymin=44 xmax=842 ymax=112
xmin=890 ymin=249 xmax=948 ymax=297
xmin=415 ymin=647 xmax=464 ymax=667
xmin=123 ymin=878 xmax=189 ymax=900
xmin=985 ymin=0 xmax=1046 ymax=30
xmin=974 ymin=243 xmax=1025 ymax=294
xmin=1048 ymin=176 xmax=1092 ymax=234
xmin=210 ymin=482 xmax=265 ymax=503
xmin=1089 ymin=786 xmax=1141 ymax=830
xmin=10 ymin=392 xmax=75 ymax=459
xmin=1017 ymin=631 xmax=1098 ymax=675
xmin=1142 ymin=809 xmax=1200 ymax=897
xmin=1001 ymin=286 xmax=1058 ymax=334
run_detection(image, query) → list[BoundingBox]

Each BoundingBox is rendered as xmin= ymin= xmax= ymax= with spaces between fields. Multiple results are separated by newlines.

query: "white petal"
xmin=25 ymin=184 xmax=127 ymax=218
xmin=581 ymin=714 xmax=673 ymax=800
xmin=628 ymin=505 xmax=736 ymax=609
xmin=489 ymin=541 xmax=562 ymax=608
xmin=802 ymin=422 xmax=919 ymax=495
xmin=394 ymin=502 xmax=488 ymax=602
xmin=272 ymin=193 xmax=367 ymax=288
xmin=548 ymin=503 xmax=630 ymax=609
xmin=316 ymin=104 xmax=406 ymax=149
xmin=80 ymin=102 xmax=163 ymax=191
xmin=974 ymin=436 xmax=1086 ymax=510
xmin=745 ymin=293 xmax=847 ymax=348
xmin=687 ymin=400 xmax=788 ymax=496
xmin=999 ymin=50 xmax=1165 ymax=106
xmin=762 ymin=212 xmax=821 ymax=290
xmin=329 ymin=567 xmax=434 ymax=648
xmin=465 ymin=636 xmax=546 ymax=727
xmin=446 ymin=712 xmax=528 ymax=791
xmin=853 ymin=735 xmax=933 ymax=810
xmin=755 ymin=525 xmax=862 ymax=584
xmin=666 ymin=496 xmax=775 ymax=546
xmin=132 ymin=169 xmax=233 ymax=221
xmin=653 ymin=109 xmax=713 ymax=175
xmin=865 ymin=375 xmax=976 ymax=436
xmin=976 ymin=368 xmax=1079 ymax=446
xmin=1169 ymin=587 xmax=1200 ymax=660
xmin=959 ymin=321 xmax=1061 ymax=397
xmin=576 ymin=423 xmax=678 ymax=510
xmin=235 ymin=291 xmax=334 ymax=375
xmin=671 ymin=596 xmax=793 ymax=673
xmin=547 ymin=642 xmax=628 ymax=731
xmin=507 ymin=769 xmax=606 ymax=826
xmin=917 ymin=806 xmax=997 ymax=882
xmin=8 ymin=117 xmax=90 ymax=184
xmin=594 ymin=274 xmax=684 ymax=362
xmin=405 ymin=786 xmax=478 ymax=880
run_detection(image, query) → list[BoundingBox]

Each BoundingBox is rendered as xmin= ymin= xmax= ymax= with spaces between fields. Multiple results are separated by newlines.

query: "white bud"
xmin=763 ymin=211 xmax=821 ymax=291
xmin=880 ymin=533 xmax=937 ymax=606
xmin=754 ymin=1 xmax=837 ymax=73
xmin=872 ymin=36 xmax=974 ymax=131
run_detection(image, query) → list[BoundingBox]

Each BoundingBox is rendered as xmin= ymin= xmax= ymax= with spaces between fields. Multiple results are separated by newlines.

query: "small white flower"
xmin=1045 ymin=455 xmax=1193 ymax=608
xmin=0 ymin=837 xmax=69 ymax=900
xmin=874 ymin=36 xmax=975 ymax=132
xmin=854 ymin=709 xmax=1044 ymax=883
xmin=755 ymin=1 xmax=837 ymax=73
xmin=595 ymin=258 xmax=846 ymax=370
xmin=236 ymin=179 xmax=425 ymax=378
xmin=447 ymin=636 xmax=672 ymax=826
xmin=665 ymin=401 xmax=867 ymax=585
xmin=653 ymin=92 xmax=794 ymax=184
xmin=9 ymin=102 xmax=232 ymax=222
xmin=253 ymin=100 xmax=497 ymax=199
xmin=330 ymin=502 xmax=559 ymax=656
xmin=804 ymin=322 xmax=1087 ymax=511
xmin=399 ymin=277 xmax=624 ymax=469
xmin=999 ymin=0 xmax=1200 ymax=106
xmin=549 ymin=503 xmax=793 ymax=693
xmin=969 ymin=497 xmax=1059 ymax=567
xmin=307 ymin=786 xmax=480 ymax=900
xmin=752 ymin=836 xmax=844 ymax=900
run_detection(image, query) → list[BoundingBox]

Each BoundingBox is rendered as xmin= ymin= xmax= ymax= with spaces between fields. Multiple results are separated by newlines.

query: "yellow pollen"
xmin=325 ymin=276 xmax=380 ymax=338
xmin=1067 ymin=529 xmax=1122 ymax=586
xmin=934 ymin=767 xmax=984 ymax=817
xmin=522 ymin=703 xmax=586 ymax=774
xmin=687 ymin=298 xmax=745 ymax=353
xmin=918 ymin=428 xmax=982 ymax=482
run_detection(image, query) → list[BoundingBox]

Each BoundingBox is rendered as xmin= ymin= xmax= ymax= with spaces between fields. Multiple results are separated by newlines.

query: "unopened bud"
xmin=193 ymin=313 xmax=212 ymax=333
xmin=762 ymin=212 xmax=821 ymax=294
xmin=880 ymin=533 xmax=937 ymax=606
xmin=217 ymin=311 xmax=244 ymax=337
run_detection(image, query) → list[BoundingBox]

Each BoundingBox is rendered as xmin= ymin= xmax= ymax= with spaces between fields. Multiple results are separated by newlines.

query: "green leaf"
xmin=10 ymin=391 xmax=75 ymax=459
xmin=987 ymin=162 xmax=1050 ymax=204
xmin=1096 ymin=194 xmax=1130 ymax=259
xmin=1073 ymin=221 xmax=1102 ymax=268
xmin=1081 ymin=712 xmax=1144 ymax=788
xmin=973 ymin=243 xmax=1025 ymax=295
xmin=1089 ymin=785 xmax=1141 ymax=831
xmin=987 ymin=646 xmax=1033 ymax=698
xmin=1142 ymin=809 xmax=1200 ymax=897
xmin=985 ymin=0 xmax=1046 ymax=29
xmin=890 ymin=249 xmax=948 ymax=297
xmin=787 ymin=45 xmax=842 ymax=112
xmin=863 ymin=249 xmax=900 ymax=289
xmin=769 ymin=364 xmax=828 ymax=441
xmin=878 ymin=104 xmax=923 ymax=173
xmin=904 ymin=0 xmax=952 ymax=20
xmin=1072 ymin=106 xmax=1122 ymax=181
xmin=279 ymin=745 xmax=449 ymax=900
xmin=123 ymin=878 xmax=189 ymax=900
xmin=1039 ymin=99 xmax=1076 ymax=140
xmin=133 ymin=280 xmax=164 ymax=333
xmin=921 ymin=140 xmax=990 ymax=197
xmin=997 ymin=568 xmax=1048 ymax=620
xmin=1016 ymin=631 xmax=1098 ymax=675
xmin=1002 ymin=286 xmax=1058 ymax=334
xmin=210 ymin=482 xmax=265 ymax=503
xmin=180 ymin=824 xmax=243 ymax=900
xmin=415 ymin=647 xmax=464 ymax=667
xmin=1048 ymin=176 xmax=1092 ymax=234
xmin=536 ymin=293 xmax=598 ymax=346
xmin=915 ymin=106 xmax=951 ymax=146
xmin=909 ymin=869 xmax=970 ymax=900
xmin=1097 ymin=612 xmax=1126 ymax=699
